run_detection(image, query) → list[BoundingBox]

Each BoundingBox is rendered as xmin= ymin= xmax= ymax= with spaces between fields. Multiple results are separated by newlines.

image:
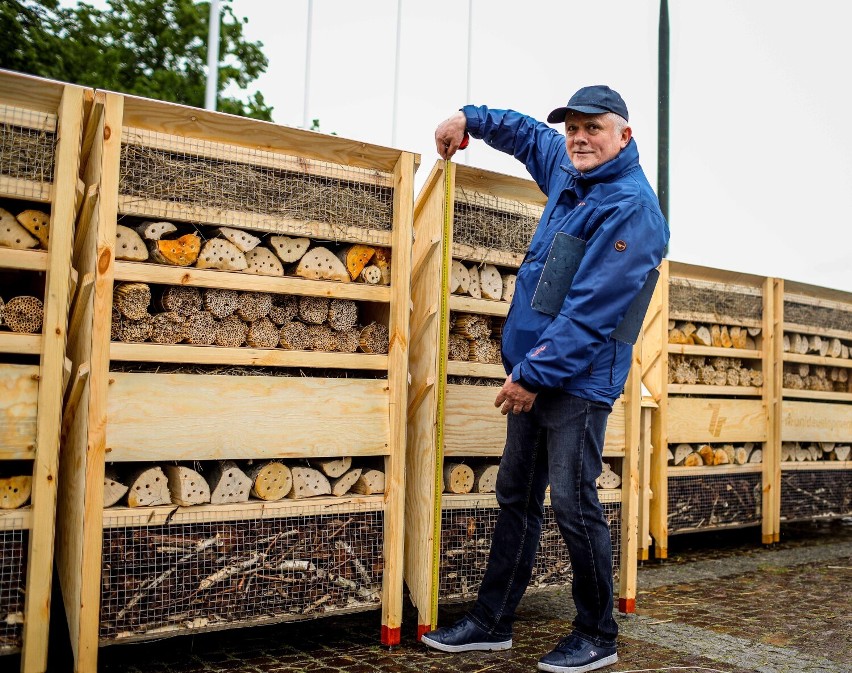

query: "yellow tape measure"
xmin=429 ymin=159 xmax=454 ymax=628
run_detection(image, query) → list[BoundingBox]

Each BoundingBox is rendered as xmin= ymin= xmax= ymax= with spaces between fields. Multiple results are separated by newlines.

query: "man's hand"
xmin=495 ymin=375 xmax=537 ymax=416
xmin=435 ymin=111 xmax=468 ymax=160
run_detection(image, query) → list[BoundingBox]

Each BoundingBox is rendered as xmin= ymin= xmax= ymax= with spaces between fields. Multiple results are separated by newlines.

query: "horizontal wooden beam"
xmin=0 ymin=248 xmax=48 ymax=272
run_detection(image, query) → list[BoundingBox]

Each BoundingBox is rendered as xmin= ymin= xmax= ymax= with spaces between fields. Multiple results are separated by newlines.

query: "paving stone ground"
xmin=26 ymin=519 xmax=852 ymax=672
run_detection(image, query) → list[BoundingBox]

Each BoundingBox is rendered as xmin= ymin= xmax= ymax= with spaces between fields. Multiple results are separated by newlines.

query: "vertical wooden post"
xmin=618 ymin=340 xmax=642 ymax=613
xmin=767 ymin=278 xmax=784 ymax=542
xmin=20 ymin=83 xmax=84 ymax=673
xmin=380 ymin=151 xmax=415 ymax=647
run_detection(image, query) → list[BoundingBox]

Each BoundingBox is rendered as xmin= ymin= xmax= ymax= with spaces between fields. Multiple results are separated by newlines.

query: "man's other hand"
xmin=435 ymin=111 xmax=468 ymax=160
xmin=495 ymin=375 xmax=537 ymax=416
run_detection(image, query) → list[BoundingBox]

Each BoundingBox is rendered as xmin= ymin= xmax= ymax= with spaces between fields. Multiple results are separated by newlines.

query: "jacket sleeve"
xmin=463 ymin=105 xmax=564 ymax=192
xmin=511 ymin=200 xmax=666 ymax=391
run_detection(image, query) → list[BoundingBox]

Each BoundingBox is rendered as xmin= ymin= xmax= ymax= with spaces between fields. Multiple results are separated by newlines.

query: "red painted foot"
xmin=618 ymin=597 xmax=636 ymax=614
xmin=381 ymin=625 xmax=401 ymax=647
xmin=417 ymin=624 xmax=432 ymax=641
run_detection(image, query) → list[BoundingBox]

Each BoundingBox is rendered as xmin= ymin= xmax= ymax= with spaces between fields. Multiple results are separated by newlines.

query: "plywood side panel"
xmin=667 ymin=397 xmax=767 ymax=443
xmin=782 ymin=401 xmax=852 ymax=442
xmin=0 ymin=365 xmax=39 ymax=452
xmin=106 ymin=373 xmax=391 ymax=461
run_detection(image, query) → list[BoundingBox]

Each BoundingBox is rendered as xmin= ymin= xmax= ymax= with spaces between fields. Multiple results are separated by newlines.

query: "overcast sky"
xmin=69 ymin=0 xmax=852 ymax=292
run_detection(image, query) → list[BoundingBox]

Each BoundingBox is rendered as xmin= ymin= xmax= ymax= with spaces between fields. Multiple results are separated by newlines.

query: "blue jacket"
xmin=463 ymin=105 xmax=670 ymax=405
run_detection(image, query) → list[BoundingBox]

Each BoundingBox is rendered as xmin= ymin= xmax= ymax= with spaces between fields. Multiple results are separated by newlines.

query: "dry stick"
xmin=115 ymin=534 xmax=220 ymax=621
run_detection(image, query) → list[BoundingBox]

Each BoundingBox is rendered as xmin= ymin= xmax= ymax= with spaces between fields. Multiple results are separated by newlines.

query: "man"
xmin=422 ymin=86 xmax=669 ymax=673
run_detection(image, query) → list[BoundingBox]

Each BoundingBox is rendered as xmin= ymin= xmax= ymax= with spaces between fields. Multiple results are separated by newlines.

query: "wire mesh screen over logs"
xmin=438 ymin=502 xmax=621 ymax=601
xmin=668 ymin=472 xmax=762 ymax=534
xmin=0 ymin=105 xmax=56 ymax=192
xmin=784 ymin=299 xmax=852 ymax=334
xmin=452 ymin=189 xmax=541 ymax=256
xmin=780 ymin=469 xmax=852 ymax=522
xmin=99 ymin=509 xmax=384 ymax=641
xmin=118 ymin=129 xmax=394 ymax=243
xmin=0 ymin=529 xmax=27 ymax=653
xmin=669 ymin=278 xmax=763 ymax=324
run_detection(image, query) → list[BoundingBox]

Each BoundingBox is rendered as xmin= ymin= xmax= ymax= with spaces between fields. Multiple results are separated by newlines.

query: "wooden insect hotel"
xmin=405 ymin=161 xmax=645 ymax=636
xmin=54 ymin=89 xmax=415 ymax=670
xmin=776 ymin=279 xmax=851 ymax=528
xmin=641 ymin=261 xmax=779 ymax=557
xmin=0 ymin=70 xmax=86 ymax=672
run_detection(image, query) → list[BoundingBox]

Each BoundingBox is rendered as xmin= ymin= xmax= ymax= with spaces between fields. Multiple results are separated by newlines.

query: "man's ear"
xmin=621 ymin=125 xmax=633 ymax=148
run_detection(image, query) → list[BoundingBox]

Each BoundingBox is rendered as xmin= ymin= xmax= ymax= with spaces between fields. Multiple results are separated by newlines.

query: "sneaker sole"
xmin=421 ymin=635 xmax=512 ymax=653
xmin=537 ymin=653 xmax=618 ymax=673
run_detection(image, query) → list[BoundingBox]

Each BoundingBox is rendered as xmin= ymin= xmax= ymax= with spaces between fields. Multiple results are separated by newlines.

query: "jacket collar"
xmin=560 ymin=138 xmax=640 ymax=190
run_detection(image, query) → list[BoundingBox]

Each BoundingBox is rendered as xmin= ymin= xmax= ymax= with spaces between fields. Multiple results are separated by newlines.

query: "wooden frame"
xmin=405 ymin=161 xmax=642 ymax=637
xmin=642 ymin=261 xmax=776 ymax=557
xmin=55 ymin=90 xmax=415 ymax=670
xmin=776 ymin=279 xmax=852 ymax=527
xmin=0 ymin=70 xmax=86 ymax=672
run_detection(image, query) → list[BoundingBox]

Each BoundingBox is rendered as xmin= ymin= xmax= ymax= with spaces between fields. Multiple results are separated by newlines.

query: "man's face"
xmin=564 ymin=111 xmax=631 ymax=173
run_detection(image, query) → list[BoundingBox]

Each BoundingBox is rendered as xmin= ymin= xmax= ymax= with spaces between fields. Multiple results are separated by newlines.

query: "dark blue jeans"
xmin=467 ymin=390 xmax=618 ymax=648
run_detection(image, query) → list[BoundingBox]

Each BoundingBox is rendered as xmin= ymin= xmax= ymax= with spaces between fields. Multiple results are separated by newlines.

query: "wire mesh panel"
xmin=99 ymin=508 xmax=384 ymax=643
xmin=118 ymin=129 xmax=394 ymax=244
xmin=438 ymin=501 xmax=621 ymax=601
xmin=452 ymin=189 xmax=541 ymax=256
xmin=780 ymin=469 xmax=852 ymax=522
xmin=0 ymin=528 xmax=27 ymax=654
xmin=0 ymin=105 xmax=56 ymax=199
xmin=668 ymin=472 xmax=762 ymax=534
xmin=668 ymin=277 xmax=763 ymax=324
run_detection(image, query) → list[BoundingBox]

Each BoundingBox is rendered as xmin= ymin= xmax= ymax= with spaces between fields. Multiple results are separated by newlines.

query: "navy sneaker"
xmin=537 ymin=633 xmax=617 ymax=673
xmin=421 ymin=616 xmax=512 ymax=653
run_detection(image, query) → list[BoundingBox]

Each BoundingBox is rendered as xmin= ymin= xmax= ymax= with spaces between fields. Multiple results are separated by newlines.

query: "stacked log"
xmin=116 ymin=220 xmax=393 ymax=285
xmin=783 ymin=332 xmax=851 ymax=359
xmin=0 ymin=475 xmax=33 ymax=509
xmin=668 ymin=442 xmax=762 ymax=467
xmin=668 ymin=321 xmax=760 ymax=349
xmin=101 ymin=460 xmax=387 ymax=507
xmin=449 ymin=260 xmax=514 ymax=303
xmin=781 ymin=442 xmax=851 ymax=462
xmin=668 ymin=354 xmax=763 ymax=387
xmin=448 ymin=312 xmax=503 ymax=365
xmin=783 ymin=363 xmax=851 ymax=393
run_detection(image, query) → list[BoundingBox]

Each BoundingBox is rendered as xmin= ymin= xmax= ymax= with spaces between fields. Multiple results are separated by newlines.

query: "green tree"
xmin=0 ymin=0 xmax=272 ymax=120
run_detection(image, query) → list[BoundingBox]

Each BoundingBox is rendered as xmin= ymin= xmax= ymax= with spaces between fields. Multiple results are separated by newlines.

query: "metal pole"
xmin=205 ymin=0 xmax=222 ymax=111
xmin=464 ymin=0 xmax=473 ymax=163
xmin=303 ymin=0 xmax=314 ymax=129
xmin=391 ymin=0 xmax=403 ymax=146
xmin=658 ymin=0 xmax=670 ymax=223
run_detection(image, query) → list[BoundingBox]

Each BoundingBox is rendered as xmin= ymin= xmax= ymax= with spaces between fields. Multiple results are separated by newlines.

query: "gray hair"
xmin=605 ymin=112 xmax=628 ymax=135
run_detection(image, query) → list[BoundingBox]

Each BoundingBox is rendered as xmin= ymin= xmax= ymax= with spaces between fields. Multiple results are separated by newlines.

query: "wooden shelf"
xmin=669 ymin=464 xmax=763 ymax=477
xmin=449 ymin=295 xmax=510 ymax=317
xmin=117 ymin=196 xmax=393 ymax=248
xmin=667 ymin=345 xmax=762 ymax=359
xmin=446 ymin=361 xmax=505 ymax=378
xmin=0 ymin=175 xmax=51 ymax=202
xmin=0 ymin=332 xmax=42 ymax=355
xmin=441 ymin=488 xmax=623 ymax=510
xmin=102 ymin=494 xmax=385 ymax=528
xmin=451 ymin=243 xmax=523 ymax=269
xmin=783 ymin=352 xmax=852 ymax=369
xmin=784 ymin=322 xmax=852 ymax=341
xmin=668 ymin=384 xmax=762 ymax=396
xmin=0 ymin=507 xmax=32 ymax=531
xmin=782 ymin=388 xmax=852 ymax=402
xmin=109 ymin=342 xmax=389 ymax=370
xmin=112 ymin=261 xmax=391 ymax=303
xmin=0 ymin=247 xmax=49 ymax=272
xmin=781 ymin=461 xmax=852 ymax=472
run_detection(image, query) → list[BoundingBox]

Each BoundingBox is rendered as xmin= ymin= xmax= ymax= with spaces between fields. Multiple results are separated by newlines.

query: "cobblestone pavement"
xmin=28 ymin=519 xmax=852 ymax=672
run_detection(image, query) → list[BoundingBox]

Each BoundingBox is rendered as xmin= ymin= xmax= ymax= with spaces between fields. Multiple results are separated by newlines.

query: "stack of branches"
xmin=99 ymin=511 xmax=383 ymax=640
xmin=449 ymin=259 xmax=515 ymax=303
xmin=668 ymin=354 xmax=763 ymax=387
xmin=668 ymin=442 xmax=762 ymax=468
xmin=783 ymin=363 xmax=850 ymax=393
xmin=448 ymin=312 xmax=502 ymax=365
xmin=781 ymin=470 xmax=852 ymax=521
xmin=103 ymin=459 xmax=386 ymax=509
xmin=667 ymin=473 xmax=761 ymax=532
xmin=0 ymin=294 xmax=43 ymax=334
xmin=0 ymin=531 xmax=27 ymax=651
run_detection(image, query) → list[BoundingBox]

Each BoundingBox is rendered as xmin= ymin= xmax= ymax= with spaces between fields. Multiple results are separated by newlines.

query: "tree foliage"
xmin=0 ymin=0 xmax=272 ymax=120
